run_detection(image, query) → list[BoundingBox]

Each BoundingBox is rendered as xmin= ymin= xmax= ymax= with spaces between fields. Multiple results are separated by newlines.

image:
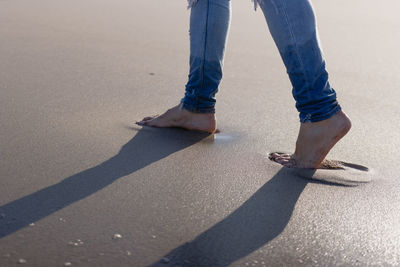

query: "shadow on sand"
xmin=1 ymin=126 xmax=365 ymax=266
xmin=150 ymin=167 xmax=310 ymax=267
xmin=0 ymin=127 xmax=209 ymax=238
xmin=148 ymin=163 xmax=370 ymax=266
xmin=149 ymin=162 xmax=370 ymax=266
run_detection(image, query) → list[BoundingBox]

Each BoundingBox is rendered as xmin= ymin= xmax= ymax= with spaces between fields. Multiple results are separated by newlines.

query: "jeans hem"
xmin=181 ymin=101 xmax=215 ymax=114
xmin=300 ymin=105 xmax=341 ymax=123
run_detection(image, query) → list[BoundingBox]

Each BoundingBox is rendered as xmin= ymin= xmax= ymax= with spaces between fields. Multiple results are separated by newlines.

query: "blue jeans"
xmin=181 ymin=0 xmax=341 ymax=123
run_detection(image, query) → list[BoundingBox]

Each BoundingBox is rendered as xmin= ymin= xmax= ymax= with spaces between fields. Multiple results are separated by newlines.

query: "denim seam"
xmin=269 ymin=0 xmax=279 ymax=14
xmin=195 ymin=0 xmax=210 ymax=111
xmin=280 ymin=1 xmax=311 ymax=100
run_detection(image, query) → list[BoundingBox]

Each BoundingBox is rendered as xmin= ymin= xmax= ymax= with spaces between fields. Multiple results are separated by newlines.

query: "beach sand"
xmin=1 ymin=0 xmax=400 ymax=266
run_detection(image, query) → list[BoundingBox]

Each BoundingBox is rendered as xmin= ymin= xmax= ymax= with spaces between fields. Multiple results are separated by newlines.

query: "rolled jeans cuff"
xmin=181 ymin=99 xmax=216 ymax=114
xmin=299 ymin=104 xmax=341 ymax=123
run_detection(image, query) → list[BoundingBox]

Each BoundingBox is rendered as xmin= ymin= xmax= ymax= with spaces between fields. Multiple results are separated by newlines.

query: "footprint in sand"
xmin=269 ymin=152 xmax=371 ymax=186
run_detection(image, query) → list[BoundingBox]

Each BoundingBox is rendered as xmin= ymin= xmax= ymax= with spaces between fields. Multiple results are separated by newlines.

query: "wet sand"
xmin=1 ymin=0 xmax=400 ymax=266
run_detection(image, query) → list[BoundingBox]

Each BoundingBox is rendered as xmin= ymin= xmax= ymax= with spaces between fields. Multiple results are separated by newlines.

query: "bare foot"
xmin=136 ymin=104 xmax=217 ymax=134
xmin=269 ymin=110 xmax=352 ymax=169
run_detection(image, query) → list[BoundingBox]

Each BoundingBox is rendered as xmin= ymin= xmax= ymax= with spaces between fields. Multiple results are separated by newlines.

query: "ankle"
xmin=333 ymin=111 xmax=352 ymax=134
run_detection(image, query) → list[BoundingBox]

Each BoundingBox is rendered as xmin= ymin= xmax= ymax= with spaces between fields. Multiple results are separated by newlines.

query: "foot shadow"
xmin=150 ymin=168 xmax=315 ymax=267
xmin=0 ymin=127 xmax=209 ymax=238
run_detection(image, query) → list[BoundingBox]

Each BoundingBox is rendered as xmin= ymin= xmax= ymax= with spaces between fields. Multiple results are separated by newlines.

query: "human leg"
xmin=137 ymin=0 xmax=231 ymax=133
xmin=257 ymin=0 xmax=351 ymax=168
xmin=182 ymin=0 xmax=231 ymax=113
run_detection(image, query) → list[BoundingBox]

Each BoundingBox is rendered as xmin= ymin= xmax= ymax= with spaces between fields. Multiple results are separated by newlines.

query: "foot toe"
xmin=142 ymin=115 xmax=159 ymax=121
xmin=144 ymin=118 xmax=164 ymax=128
xmin=136 ymin=120 xmax=148 ymax=126
xmin=136 ymin=114 xmax=162 ymax=126
xmin=269 ymin=152 xmax=290 ymax=160
xmin=268 ymin=152 xmax=280 ymax=159
xmin=268 ymin=152 xmax=296 ymax=168
xmin=275 ymin=157 xmax=289 ymax=164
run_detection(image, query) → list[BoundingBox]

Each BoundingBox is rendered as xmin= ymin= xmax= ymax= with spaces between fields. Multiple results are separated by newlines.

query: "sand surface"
xmin=1 ymin=0 xmax=400 ymax=266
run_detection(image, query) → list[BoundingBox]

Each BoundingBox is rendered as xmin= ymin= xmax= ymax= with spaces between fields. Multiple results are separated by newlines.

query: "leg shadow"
xmin=0 ymin=127 xmax=209 ymax=238
xmin=151 ymin=168 xmax=310 ymax=267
